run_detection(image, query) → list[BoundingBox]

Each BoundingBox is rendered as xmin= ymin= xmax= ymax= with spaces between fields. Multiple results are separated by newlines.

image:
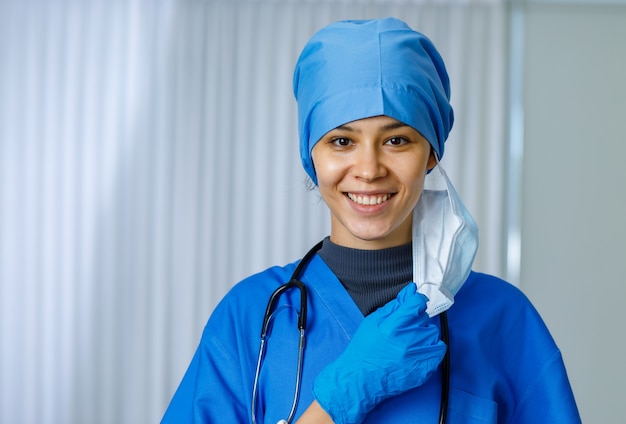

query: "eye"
xmin=385 ymin=136 xmax=409 ymax=146
xmin=331 ymin=137 xmax=353 ymax=147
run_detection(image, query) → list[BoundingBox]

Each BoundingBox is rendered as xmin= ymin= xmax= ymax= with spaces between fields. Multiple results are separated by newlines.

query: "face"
xmin=312 ymin=115 xmax=436 ymax=250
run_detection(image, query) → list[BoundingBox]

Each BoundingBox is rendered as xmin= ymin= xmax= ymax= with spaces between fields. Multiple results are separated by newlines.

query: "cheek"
xmin=311 ymin=152 xmax=342 ymax=186
xmin=315 ymin=166 xmax=341 ymax=193
xmin=408 ymin=173 xmax=426 ymax=198
xmin=399 ymin=160 xmax=428 ymax=199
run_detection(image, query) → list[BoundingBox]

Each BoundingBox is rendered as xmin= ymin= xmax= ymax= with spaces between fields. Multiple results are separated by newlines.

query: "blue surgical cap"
xmin=293 ymin=18 xmax=454 ymax=184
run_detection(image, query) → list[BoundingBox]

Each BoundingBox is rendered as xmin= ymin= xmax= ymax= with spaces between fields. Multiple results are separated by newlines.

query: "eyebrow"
xmin=335 ymin=121 xmax=411 ymax=133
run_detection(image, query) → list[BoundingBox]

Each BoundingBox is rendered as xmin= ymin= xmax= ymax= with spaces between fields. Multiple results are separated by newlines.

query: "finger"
xmin=398 ymin=288 xmax=429 ymax=315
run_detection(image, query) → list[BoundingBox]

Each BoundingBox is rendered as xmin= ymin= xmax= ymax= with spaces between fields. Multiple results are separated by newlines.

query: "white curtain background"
xmin=0 ymin=1 xmax=507 ymax=423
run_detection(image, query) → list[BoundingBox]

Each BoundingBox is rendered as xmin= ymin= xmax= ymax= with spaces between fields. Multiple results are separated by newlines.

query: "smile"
xmin=347 ymin=193 xmax=393 ymax=205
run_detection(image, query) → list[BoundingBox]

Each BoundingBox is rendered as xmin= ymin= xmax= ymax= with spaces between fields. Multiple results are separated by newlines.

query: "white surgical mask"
xmin=412 ymin=162 xmax=479 ymax=317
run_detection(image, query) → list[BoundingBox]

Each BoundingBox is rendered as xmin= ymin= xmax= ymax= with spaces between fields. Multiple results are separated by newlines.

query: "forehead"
xmin=329 ymin=115 xmax=410 ymax=133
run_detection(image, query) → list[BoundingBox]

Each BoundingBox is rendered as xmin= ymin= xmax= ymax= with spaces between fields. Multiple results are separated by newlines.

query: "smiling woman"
xmin=162 ymin=17 xmax=580 ymax=424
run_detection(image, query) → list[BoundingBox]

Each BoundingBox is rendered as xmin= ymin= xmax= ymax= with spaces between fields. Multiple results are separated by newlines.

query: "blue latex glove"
xmin=313 ymin=283 xmax=447 ymax=423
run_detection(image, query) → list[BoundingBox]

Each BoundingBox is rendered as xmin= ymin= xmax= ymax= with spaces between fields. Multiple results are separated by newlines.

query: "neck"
xmin=317 ymin=237 xmax=413 ymax=315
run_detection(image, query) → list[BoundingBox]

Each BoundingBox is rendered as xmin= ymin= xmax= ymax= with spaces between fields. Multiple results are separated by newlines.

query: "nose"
xmin=352 ymin=144 xmax=387 ymax=181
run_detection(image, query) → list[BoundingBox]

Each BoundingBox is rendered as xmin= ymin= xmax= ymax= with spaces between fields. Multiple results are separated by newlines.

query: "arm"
xmin=161 ymin=324 xmax=248 ymax=422
xmin=296 ymin=401 xmax=333 ymax=424
xmin=511 ymin=350 xmax=581 ymax=423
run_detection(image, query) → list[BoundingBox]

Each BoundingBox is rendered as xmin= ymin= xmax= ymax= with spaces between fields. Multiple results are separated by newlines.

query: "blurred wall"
xmin=0 ymin=1 xmax=507 ymax=423
xmin=520 ymin=1 xmax=626 ymax=422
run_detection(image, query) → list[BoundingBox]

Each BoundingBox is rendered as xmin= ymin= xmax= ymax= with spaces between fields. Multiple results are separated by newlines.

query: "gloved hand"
xmin=312 ymin=283 xmax=447 ymax=424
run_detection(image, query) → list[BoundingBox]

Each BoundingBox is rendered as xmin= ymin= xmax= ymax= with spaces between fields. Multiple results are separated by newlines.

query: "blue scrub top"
xmin=161 ymin=254 xmax=581 ymax=423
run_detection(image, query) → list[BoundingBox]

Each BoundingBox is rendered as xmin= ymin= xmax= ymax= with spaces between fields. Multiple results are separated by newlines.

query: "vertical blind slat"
xmin=0 ymin=1 xmax=507 ymax=423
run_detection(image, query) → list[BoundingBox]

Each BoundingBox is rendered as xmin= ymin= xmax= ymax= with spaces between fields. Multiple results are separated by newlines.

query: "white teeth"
xmin=347 ymin=193 xmax=390 ymax=205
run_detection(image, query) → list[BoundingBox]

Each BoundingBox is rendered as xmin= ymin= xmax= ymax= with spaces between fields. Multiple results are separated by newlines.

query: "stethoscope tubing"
xmin=252 ymin=240 xmax=450 ymax=424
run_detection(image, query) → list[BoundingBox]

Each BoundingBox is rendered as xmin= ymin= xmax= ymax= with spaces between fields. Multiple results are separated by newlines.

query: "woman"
xmin=162 ymin=18 xmax=580 ymax=423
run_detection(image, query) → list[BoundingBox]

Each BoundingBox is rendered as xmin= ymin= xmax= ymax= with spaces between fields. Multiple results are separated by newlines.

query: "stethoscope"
xmin=251 ymin=240 xmax=450 ymax=424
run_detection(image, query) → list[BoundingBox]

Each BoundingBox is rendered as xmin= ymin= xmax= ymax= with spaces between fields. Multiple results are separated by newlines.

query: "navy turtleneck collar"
xmin=317 ymin=237 xmax=413 ymax=316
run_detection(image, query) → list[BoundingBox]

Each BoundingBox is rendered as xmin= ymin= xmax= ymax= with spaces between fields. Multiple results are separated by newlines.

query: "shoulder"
xmin=451 ymin=271 xmax=558 ymax=358
xmin=210 ymin=261 xmax=299 ymax=320
xmin=454 ymin=271 xmax=537 ymax=318
xmin=451 ymin=271 xmax=559 ymax=364
xmin=229 ymin=262 xmax=298 ymax=297
xmin=458 ymin=271 xmax=526 ymax=301
xmin=197 ymin=261 xmax=302 ymax=358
